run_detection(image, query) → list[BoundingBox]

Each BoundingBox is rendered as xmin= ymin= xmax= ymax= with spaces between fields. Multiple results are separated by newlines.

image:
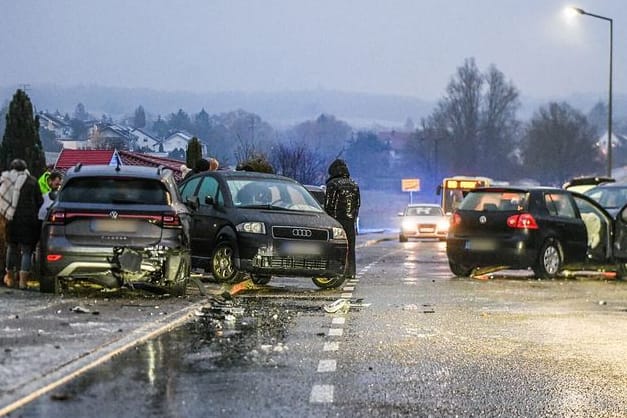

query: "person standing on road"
xmin=0 ymin=159 xmax=43 ymax=289
xmin=324 ymin=159 xmax=360 ymax=279
xmin=38 ymin=171 xmax=63 ymax=221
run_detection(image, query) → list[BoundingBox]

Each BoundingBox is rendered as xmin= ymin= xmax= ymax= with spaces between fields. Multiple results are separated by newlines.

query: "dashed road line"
xmin=308 ymin=261 xmax=377 ymax=405
xmin=310 ymin=385 xmax=334 ymax=403
xmin=328 ymin=328 xmax=343 ymax=336
xmin=317 ymin=359 xmax=337 ymax=373
xmin=323 ymin=342 xmax=339 ymax=351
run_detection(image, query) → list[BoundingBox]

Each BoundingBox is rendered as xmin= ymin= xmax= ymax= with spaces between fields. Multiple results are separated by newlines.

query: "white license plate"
xmin=91 ymin=219 xmax=138 ymax=233
xmin=465 ymin=239 xmax=496 ymax=251
xmin=419 ymin=227 xmax=435 ymax=233
xmin=281 ymin=241 xmax=322 ymax=255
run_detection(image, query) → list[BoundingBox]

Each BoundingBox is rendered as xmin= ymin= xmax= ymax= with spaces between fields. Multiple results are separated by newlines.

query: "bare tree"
xmin=521 ymin=102 xmax=601 ymax=185
xmin=270 ymin=141 xmax=326 ymax=184
xmin=420 ymin=58 xmax=520 ymax=179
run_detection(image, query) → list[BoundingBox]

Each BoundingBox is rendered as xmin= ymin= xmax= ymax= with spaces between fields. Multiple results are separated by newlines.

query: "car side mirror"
xmin=204 ymin=195 xmax=215 ymax=206
xmin=49 ymin=190 xmax=58 ymax=200
xmin=186 ymin=196 xmax=199 ymax=211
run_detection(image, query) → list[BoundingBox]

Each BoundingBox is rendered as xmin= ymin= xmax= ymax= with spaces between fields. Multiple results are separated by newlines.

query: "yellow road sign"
xmin=402 ymin=178 xmax=420 ymax=192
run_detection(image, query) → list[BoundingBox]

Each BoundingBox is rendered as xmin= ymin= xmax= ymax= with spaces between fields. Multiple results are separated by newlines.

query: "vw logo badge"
xmin=292 ymin=228 xmax=312 ymax=238
xmin=479 ymin=215 xmax=487 ymax=224
xmin=109 ymin=211 xmax=119 ymax=219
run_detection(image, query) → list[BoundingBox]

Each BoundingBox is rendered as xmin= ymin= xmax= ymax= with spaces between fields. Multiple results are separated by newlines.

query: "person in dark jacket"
xmin=324 ymin=159 xmax=360 ymax=278
xmin=0 ymin=159 xmax=43 ymax=289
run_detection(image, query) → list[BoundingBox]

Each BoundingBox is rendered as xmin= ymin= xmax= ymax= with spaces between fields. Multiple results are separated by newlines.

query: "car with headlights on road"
xmin=446 ymin=186 xmax=627 ymax=279
xmin=179 ymin=170 xmax=348 ymax=288
xmin=398 ymin=203 xmax=449 ymax=242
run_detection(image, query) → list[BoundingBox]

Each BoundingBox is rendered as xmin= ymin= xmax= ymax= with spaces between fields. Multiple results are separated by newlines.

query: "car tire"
xmin=399 ymin=234 xmax=408 ymax=243
xmin=210 ymin=241 xmax=238 ymax=282
xmin=312 ymin=275 xmax=346 ymax=289
xmin=449 ymin=261 xmax=473 ymax=277
xmin=251 ymin=274 xmax=272 ymax=285
xmin=533 ymin=239 xmax=562 ymax=279
xmin=39 ymin=275 xmax=60 ymax=294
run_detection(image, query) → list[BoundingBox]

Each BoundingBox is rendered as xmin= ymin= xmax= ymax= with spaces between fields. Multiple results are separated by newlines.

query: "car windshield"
xmin=584 ymin=186 xmax=627 ymax=209
xmin=227 ymin=178 xmax=323 ymax=212
xmin=458 ymin=191 xmax=526 ymax=211
xmin=405 ymin=206 xmax=443 ymax=216
xmin=59 ymin=177 xmax=170 ymax=205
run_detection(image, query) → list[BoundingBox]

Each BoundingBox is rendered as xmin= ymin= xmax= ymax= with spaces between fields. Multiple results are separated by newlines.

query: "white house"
xmin=38 ymin=111 xmax=72 ymax=137
xmin=131 ymin=128 xmax=160 ymax=151
xmin=162 ymin=132 xmax=193 ymax=153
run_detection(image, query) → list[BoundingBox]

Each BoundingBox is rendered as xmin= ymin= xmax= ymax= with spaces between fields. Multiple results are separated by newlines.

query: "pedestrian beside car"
xmin=0 ymin=159 xmax=43 ymax=289
xmin=324 ymin=159 xmax=360 ymax=279
xmin=38 ymin=171 xmax=63 ymax=221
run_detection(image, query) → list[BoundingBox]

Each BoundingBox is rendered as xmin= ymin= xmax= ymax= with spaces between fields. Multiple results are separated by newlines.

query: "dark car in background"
xmin=39 ymin=164 xmax=192 ymax=295
xmin=446 ymin=186 xmax=627 ymax=278
xmin=584 ymin=182 xmax=627 ymax=217
xmin=179 ymin=171 xmax=348 ymax=288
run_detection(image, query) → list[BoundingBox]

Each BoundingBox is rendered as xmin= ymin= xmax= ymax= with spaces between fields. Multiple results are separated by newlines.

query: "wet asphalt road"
xmin=3 ymin=235 xmax=627 ymax=417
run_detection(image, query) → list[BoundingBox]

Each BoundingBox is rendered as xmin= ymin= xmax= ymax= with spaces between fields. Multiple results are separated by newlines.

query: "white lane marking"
xmin=340 ymin=292 xmax=352 ymax=298
xmin=0 ymin=302 xmax=204 ymax=416
xmin=331 ymin=317 xmax=345 ymax=325
xmin=317 ymin=359 xmax=337 ymax=372
xmin=328 ymin=328 xmax=343 ymax=336
xmin=323 ymin=342 xmax=339 ymax=351
xmin=310 ymin=384 xmax=334 ymax=403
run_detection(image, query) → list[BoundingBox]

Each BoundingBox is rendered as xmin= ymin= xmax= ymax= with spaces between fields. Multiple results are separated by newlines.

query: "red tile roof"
xmin=53 ymin=149 xmax=186 ymax=181
xmin=54 ymin=149 xmax=117 ymax=171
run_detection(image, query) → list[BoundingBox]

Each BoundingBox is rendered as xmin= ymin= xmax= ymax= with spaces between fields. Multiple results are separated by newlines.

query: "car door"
xmin=611 ymin=203 xmax=627 ymax=261
xmin=180 ymin=175 xmax=228 ymax=266
xmin=543 ymin=192 xmax=588 ymax=262
xmin=571 ymin=192 xmax=614 ymax=263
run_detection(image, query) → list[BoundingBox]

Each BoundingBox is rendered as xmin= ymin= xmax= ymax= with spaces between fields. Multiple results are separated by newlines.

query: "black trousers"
xmin=338 ymin=218 xmax=356 ymax=277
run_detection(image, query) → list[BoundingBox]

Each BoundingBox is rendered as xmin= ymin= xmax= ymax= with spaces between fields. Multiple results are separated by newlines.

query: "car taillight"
xmin=48 ymin=209 xmax=66 ymax=225
xmin=162 ymin=213 xmax=181 ymax=228
xmin=506 ymin=213 xmax=539 ymax=229
xmin=46 ymin=254 xmax=63 ymax=262
xmin=451 ymin=213 xmax=462 ymax=227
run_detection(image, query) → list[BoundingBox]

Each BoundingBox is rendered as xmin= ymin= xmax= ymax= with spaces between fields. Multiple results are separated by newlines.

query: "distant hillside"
xmin=1 ymin=84 xmax=625 ymax=129
xmin=0 ymin=84 xmax=434 ymax=129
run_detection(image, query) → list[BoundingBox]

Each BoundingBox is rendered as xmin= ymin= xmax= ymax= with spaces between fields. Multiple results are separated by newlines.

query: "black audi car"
xmin=179 ymin=170 xmax=348 ymax=288
xmin=446 ymin=186 xmax=627 ymax=279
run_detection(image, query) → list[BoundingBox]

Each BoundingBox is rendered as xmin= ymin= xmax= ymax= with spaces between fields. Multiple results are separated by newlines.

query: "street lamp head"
xmin=572 ymin=7 xmax=585 ymax=15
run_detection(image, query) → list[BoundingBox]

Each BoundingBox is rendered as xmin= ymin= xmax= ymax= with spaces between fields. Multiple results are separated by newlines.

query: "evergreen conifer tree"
xmin=0 ymin=89 xmax=46 ymax=176
xmin=186 ymin=136 xmax=202 ymax=169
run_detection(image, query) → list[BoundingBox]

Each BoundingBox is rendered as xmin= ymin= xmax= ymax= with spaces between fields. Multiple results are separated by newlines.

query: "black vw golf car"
xmin=446 ymin=186 xmax=627 ymax=278
xmin=179 ymin=170 xmax=348 ymax=288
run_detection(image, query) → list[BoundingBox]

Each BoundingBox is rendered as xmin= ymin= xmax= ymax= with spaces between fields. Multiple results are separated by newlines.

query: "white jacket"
xmin=0 ymin=169 xmax=29 ymax=221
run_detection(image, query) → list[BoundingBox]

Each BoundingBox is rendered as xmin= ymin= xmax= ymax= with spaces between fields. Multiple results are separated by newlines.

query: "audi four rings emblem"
xmin=109 ymin=211 xmax=119 ymax=219
xmin=479 ymin=215 xmax=487 ymax=224
xmin=292 ymin=228 xmax=312 ymax=237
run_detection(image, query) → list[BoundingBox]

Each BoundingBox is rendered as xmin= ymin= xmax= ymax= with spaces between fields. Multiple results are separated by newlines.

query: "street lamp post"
xmin=572 ymin=7 xmax=613 ymax=178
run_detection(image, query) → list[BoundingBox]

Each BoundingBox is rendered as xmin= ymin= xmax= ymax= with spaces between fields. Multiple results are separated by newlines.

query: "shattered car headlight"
xmin=236 ymin=221 xmax=266 ymax=234
xmin=333 ymin=227 xmax=347 ymax=240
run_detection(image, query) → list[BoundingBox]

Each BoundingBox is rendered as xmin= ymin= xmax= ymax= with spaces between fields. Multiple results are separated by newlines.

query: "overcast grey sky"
xmin=1 ymin=0 xmax=625 ymax=101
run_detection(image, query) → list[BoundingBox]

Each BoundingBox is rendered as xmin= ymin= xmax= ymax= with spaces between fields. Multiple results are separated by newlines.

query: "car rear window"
xmin=459 ymin=191 xmax=526 ymax=211
xmin=59 ymin=177 xmax=169 ymax=205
